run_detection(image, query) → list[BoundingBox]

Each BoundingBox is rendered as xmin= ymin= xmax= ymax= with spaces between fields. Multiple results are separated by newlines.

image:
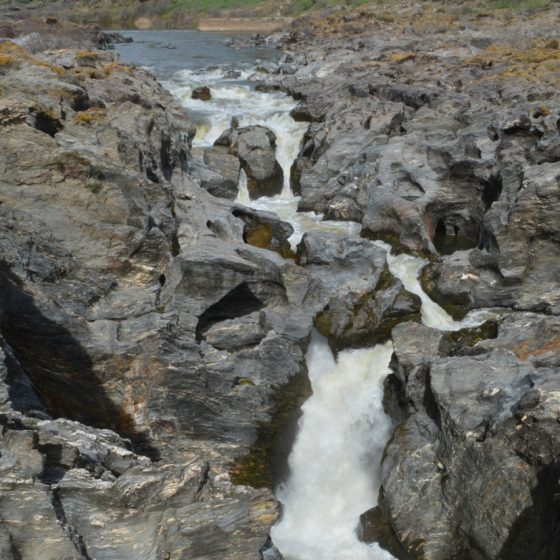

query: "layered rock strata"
xmin=0 ymin=32 xmax=418 ymax=559
xmin=253 ymin=5 xmax=560 ymax=558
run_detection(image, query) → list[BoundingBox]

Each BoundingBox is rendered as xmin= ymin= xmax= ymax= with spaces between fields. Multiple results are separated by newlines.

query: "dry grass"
xmin=390 ymin=51 xmax=416 ymax=64
xmin=103 ymin=61 xmax=132 ymax=75
xmin=0 ymin=41 xmax=29 ymax=69
xmin=466 ymin=39 xmax=560 ymax=85
xmin=75 ymin=108 xmax=107 ymax=124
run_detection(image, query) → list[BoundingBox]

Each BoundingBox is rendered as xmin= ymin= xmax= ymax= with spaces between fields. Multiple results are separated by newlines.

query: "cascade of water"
xmin=386 ymin=251 xmax=493 ymax=331
xmin=164 ymin=65 xmax=360 ymax=247
xmin=272 ymin=249 xmax=493 ymax=559
xmin=167 ymin=58 xmax=492 ymax=560
xmin=270 ymin=335 xmax=396 ymax=560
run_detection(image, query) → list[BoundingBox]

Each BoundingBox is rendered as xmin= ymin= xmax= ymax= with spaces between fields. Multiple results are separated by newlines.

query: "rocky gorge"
xmin=0 ymin=3 xmax=560 ymax=559
xmin=255 ymin=4 xmax=560 ymax=558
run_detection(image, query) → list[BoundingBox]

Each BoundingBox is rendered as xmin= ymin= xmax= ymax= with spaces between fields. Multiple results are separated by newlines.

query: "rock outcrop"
xmin=0 ymin=38 xmax=287 ymax=559
xmin=298 ymin=233 xmax=421 ymax=351
xmin=251 ymin=4 xmax=560 ymax=558
xmin=259 ymin=6 xmax=560 ymax=261
xmin=380 ymin=314 xmax=560 ymax=559
xmin=0 ymin=31 xmax=420 ymax=559
xmin=4 ymin=3 xmax=560 ymax=558
xmin=214 ymin=124 xmax=285 ymax=199
xmin=200 ymin=146 xmax=241 ymax=199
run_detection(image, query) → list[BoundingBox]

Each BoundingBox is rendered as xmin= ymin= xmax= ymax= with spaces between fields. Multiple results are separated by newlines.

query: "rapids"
xmin=116 ymin=34 xmax=491 ymax=559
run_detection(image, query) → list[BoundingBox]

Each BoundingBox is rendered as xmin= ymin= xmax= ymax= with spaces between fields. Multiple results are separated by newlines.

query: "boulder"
xmin=232 ymin=205 xmax=295 ymax=259
xmin=214 ymin=125 xmax=284 ymax=199
xmin=191 ymin=85 xmax=211 ymax=101
xmin=201 ymin=146 xmax=241 ymax=199
xmin=297 ymin=232 xmax=421 ymax=351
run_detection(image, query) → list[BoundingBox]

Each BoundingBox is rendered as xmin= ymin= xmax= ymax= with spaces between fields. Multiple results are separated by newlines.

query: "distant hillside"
xmin=0 ymin=0 xmax=373 ymax=28
xmin=0 ymin=0 xmax=553 ymax=29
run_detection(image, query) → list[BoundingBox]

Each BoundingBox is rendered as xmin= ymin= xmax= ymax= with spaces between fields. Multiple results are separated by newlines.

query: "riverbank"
xmin=197 ymin=17 xmax=292 ymax=32
xmin=4 ymin=0 xmax=555 ymax=30
xmin=254 ymin=3 xmax=560 ymax=558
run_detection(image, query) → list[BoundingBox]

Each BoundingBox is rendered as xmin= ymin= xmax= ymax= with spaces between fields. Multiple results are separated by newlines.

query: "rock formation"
xmin=2 ymin=2 xmax=560 ymax=558
xmin=213 ymin=124 xmax=285 ymax=199
xmin=253 ymin=4 xmax=560 ymax=558
xmin=0 ymin=24 xmax=418 ymax=559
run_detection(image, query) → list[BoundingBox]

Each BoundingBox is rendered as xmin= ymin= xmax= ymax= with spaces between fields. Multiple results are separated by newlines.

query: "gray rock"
xmin=201 ymin=146 xmax=241 ymax=199
xmin=0 ymin=40 xmax=287 ymax=559
xmin=298 ymin=232 xmax=421 ymax=350
xmin=381 ymin=313 xmax=560 ymax=559
xmin=192 ymin=85 xmax=211 ymax=101
xmin=232 ymin=205 xmax=295 ymax=258
xmin=215 ymin=125 xmax=284 ymax=199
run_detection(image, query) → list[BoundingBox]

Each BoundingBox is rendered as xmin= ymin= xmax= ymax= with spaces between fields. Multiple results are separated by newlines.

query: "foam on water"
xmin=166 ymin=64 xmax=360 ymax=246
xmin=167 ymin=55 xmax=492 ymax=560
xmin=272 ymin=249 xmax=494 ymax=560
xmin=385 ymin=250 xmax=494 ymax=330
xmin=271 ymin=335 xmax=396 ymax=560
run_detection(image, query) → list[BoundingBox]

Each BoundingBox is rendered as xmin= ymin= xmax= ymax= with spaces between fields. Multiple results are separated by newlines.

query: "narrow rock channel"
xmin=3 ymin=7 xmax=560 ymax=557
xmin=136 ymin=36 xmax=496 ymax=559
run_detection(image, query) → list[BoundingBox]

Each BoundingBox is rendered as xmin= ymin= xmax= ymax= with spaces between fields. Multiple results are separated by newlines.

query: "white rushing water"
xmin=386 ymin=249 xmax=494 ymax=331
xmin=164 ymin=66 xmax=360 ymax=246
xmin=272 ymin=251 xmax=493 ymax=560
xmin=167 ymin=60 xmax=492 ymax=560
xmin=271 ymin=335 xmax=396 ymax=560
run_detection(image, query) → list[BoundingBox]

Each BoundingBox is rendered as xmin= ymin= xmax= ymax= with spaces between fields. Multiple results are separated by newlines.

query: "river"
xmin=115 ymin=32 xmax=491 ymax=560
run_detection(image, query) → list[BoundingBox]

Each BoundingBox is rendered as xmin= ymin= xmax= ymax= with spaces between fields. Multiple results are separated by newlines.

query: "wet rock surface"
xmin=0 ymin=26 xmax=419 ymax=559
xmin=298 ymin=233 xmax=421 ymax=351
xmin=215 ymin=124 xmax=285 ymax=199
xmin=192 ymin=85 xmax=212 ymax=100
xmin=250 ymin=3 xmax=560 ymax=558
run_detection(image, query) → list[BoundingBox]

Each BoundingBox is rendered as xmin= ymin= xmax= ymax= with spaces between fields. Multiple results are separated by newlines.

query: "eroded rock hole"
xmin=482 ymin=174 xmax=503 ymax=210
xmin=433 ymin=218 xmax=478 ymax=255
xmin=159 ymin=274 xmax=166 ymax=287
xmin=70 ymin=90 xmax=91 ymax=112
xmin=195 ymin=282 xmax=265 ymax=342
xmin=29 ymin=110 xmax=63 ymax=137
xmin=146 ymin=167 xmax=159 ymax=183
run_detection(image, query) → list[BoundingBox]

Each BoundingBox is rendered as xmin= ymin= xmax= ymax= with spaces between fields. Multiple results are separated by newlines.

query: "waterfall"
xmin=271 ymin=252 xmax=492 ymax=560
xmin=386 ymin=251 xmax=493 ymax=331
xmin=166 ymin=57 xmax=493 ymax=560
xmin=270 ymin=335 xmax=396 ymax=560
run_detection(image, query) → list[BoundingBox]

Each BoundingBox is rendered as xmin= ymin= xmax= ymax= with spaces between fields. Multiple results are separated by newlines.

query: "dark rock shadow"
xmin=0 ymin=267 xmax=159 ymax=460
xmin=497 ymin=461 xmax=560 ymax=560
xmin=195 ymin=282 xmax=265 ymax=343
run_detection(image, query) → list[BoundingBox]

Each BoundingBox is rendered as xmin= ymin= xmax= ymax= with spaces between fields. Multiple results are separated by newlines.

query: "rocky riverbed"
xmin=255 ymin=4 xmax=560 ymax=558
xmin=1 ymin=4 xmax=560 ymax=559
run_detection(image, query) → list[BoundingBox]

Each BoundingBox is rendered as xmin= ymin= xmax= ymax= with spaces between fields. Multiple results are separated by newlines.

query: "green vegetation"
xmin=162 ymin=0 xmax=262 ymax=19
xmin=488 ymin=0 xmax=552 ymax=9
xmin=282 ymin=0 xmax=372 ymax=15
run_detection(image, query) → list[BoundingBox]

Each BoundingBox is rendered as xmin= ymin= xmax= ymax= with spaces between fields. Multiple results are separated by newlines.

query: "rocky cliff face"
xmin=0 ymin=38 xmax=282 ymax=560
xmin=0 ymin=23 xmax=423 ymax=558
xmin=254 ymin=4 xmax=560 ymax=558
xmin=3 ymin=3 xmax=560 ymax=558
